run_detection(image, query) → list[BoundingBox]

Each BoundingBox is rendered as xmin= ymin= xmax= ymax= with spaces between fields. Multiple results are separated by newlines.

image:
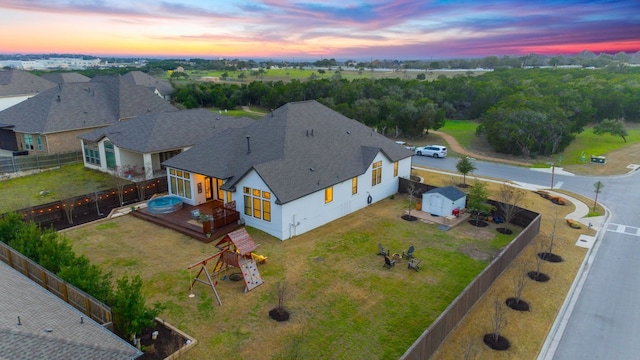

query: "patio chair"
xmin=403 ymin=245 xmax=415 ymax=259
xmin=408 ymin=259 xmax=422 ymax=272
xmin=377 ymin=243 xmax=389 ymax=256
xmin=383 ymin=255 xmax=396 ymax=269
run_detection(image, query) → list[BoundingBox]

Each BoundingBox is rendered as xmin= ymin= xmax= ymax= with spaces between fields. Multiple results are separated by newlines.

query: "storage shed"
xmin=422 ymin=186 xmax=467 ymax=216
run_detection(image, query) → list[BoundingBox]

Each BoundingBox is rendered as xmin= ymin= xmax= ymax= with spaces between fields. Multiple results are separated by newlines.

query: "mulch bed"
xmin=538 ymin=252 xmax=563 ymax=262
xmin=506 ymin=297 xmax=530 ymax=311
xmin=123 ymin=319 xmax=189 ymax=359
xmin=483 ymin=333 xmax=510 ymax=350
xmin=528 ymin=271 xmax=550 ymax=282
xmin=401 ymin=214 xmax=418 ymax=221
xmin=469 ymin=219 xmax=488 ymax=227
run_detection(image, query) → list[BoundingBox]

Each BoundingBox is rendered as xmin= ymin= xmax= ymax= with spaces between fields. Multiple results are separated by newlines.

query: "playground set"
xmin=187 ymin=228 xmax=265 ymax=305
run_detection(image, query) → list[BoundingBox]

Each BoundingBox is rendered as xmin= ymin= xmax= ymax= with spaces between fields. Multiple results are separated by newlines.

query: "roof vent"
xmin=310 ymin=167 xmax=314 ymax=171
xmin=57 ymin=95 xmax=60 ymax=102
xmin=306 ymin=130 xmax=309 ymax=137
xmin=246 ymin=135 xmax=251 ymax=154
xmin=346 ymin=131 xmax=350 ymax=134
xmin=311 ymin=129 xmax=314 ymax=136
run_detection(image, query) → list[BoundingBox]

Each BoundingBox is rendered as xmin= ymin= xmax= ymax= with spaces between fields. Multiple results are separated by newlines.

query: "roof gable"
xmin=0 ymin=75 xmax=177 ymax=134
xmin=41 ymin=72 xmax=91 ymax=84
xmin=79 ymin=109 xmax=253 ymax=153
xmin=0 ymin=70 xmax=56 ymax=97
xmin=425 ymin=186 xmax=467 ymax=201
xmin=164 ymin=100 xmax=414 ymax=204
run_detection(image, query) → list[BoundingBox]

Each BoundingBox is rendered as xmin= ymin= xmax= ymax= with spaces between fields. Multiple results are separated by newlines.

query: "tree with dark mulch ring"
xmin=402 ymin=214 xmax=418 ymax=221
xmin=483 ymin=333 xmax=511 ymax=351
xmin=497 ymin=227 xmax=513 ymax=234
xmin=469 ymin=219 xmax=488 ymax=227
xmin=484 ymin=299 xmax=510 ymax=351
xmin=269 ymin=280 xmax=290 ymax=322
xmin=538 ymin=252 xmax=563 ymax=262
xmin=506 ymin=297 xmax=530 ymax=311
xmin=528 ymin=271 xmax=550 ymax=282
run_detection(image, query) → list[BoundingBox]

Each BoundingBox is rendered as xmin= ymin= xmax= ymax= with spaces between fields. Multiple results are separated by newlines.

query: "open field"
xmin=61 ymin=169 xmax=594 ymax=359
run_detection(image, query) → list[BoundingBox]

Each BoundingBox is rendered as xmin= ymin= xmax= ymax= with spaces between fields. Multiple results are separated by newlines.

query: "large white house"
xmin=162 ymin=100 xmax=414 ymax=240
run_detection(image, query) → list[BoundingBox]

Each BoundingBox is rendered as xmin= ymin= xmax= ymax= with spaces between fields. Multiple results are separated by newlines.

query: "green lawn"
xmin=440 ymin=120 xmax=480 ymax=148
xmin=0 ymin=164 xmax=120 ymax=213
xmin=559 ymin=125 xmax=640 ymax=165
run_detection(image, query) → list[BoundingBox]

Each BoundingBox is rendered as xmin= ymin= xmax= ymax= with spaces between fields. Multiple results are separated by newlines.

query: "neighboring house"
xmin=79 ymin=109 xmax=254 ymax=180
xmin=162 ymin=100 xmax=414 ymax=240
xmin=0 ymin=261 xmax=142 ymax=359
xmin=0 ymin=74 xmax=177 ymax=155
xmin=41 ymin=72 xmax=91 ymax=84
xmin=0 ymin=70 xmax=57 ymax=112
xmin=422 ymin=186 xmax=467 ymax=217
xmin=120 ymin=71 xmax=174 ymax=101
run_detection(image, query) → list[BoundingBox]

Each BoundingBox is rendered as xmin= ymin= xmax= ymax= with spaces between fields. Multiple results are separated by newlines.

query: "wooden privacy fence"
xmin=0 ymin=151 xmax=83 ymax=174
xmin=400 ymin=212 xmax=541 ymax=360
xmin=0 ymin=241 xmax=112 ymax=326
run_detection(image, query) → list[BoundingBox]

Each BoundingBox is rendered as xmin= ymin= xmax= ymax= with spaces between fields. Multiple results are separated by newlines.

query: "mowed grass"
xmin=560 ymin=123 xmax=640 ymax=165
xmin=62 ymin=171 xmax=524 ymax=360
xmin=440 ymin=120 xmax=480 ymax=148
xmin=0 ymin=164 xmax=118 ymax=213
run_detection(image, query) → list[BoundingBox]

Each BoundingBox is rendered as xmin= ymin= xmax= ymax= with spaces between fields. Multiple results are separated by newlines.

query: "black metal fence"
xmin=0 ymin=151 xmax=83 ymax=174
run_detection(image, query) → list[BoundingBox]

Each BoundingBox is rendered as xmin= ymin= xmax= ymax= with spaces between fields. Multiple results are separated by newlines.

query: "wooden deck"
xmin=131 ymin=201 xmax=241 ymax=243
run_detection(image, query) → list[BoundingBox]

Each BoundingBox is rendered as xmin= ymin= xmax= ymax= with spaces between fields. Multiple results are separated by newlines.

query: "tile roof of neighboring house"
xmin=163 ymin=100 xmax=414 ymax=204
xmin=0 ymin=262 xmax=142 ymax=360
xmin=0 ymin=75 xmax=177 ymax=134
xmin=120 ymin=71 xmax=174 ymax=96
xmin=424 ymin=186 xmax=467 ymax=201
xmin=0 ymin=70 xmax=57 ymax=97
xmin=79 ymin=109 xmax=254 ymax=153
xmin=41 ymin=72 xmax=91 ymax=84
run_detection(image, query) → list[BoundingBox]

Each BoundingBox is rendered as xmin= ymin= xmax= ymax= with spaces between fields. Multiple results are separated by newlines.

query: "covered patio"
xmin=131 ymin=200 xmax=241 ymax=243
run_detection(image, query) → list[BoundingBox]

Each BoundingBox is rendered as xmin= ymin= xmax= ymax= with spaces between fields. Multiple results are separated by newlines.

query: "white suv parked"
xmin=415 ymin=145 xmax=447 ymax=158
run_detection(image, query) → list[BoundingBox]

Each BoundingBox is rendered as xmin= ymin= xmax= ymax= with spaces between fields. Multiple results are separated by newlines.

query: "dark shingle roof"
xmin=79 ymin=109 xmax=253 ymax=153
xmin=0 ymin=262 xmax=141 ymax=360
xmin=41 ymin=72 xmax=91 ymax=84
xmin=0 ymin=70 xmax=56 ymax=97
xmin=163 ymin=100 xmax=414 ymax=204
xmin=120 ymin=71 xmax=173 ymax=96
xmin=424 ymin=186 xmax=467 ymax=201
xmin=0 ymin=76 xmax=177 ymax=134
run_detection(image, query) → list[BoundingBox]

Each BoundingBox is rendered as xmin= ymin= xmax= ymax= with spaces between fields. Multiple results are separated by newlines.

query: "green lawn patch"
xmin=560 ymin=125 xmax=640 ymax=166
xmin=440 ymin=120 xmax=480 ymax=148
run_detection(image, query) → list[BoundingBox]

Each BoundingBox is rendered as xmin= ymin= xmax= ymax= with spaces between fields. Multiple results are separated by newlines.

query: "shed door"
xmin=430 ymin=195 xmax=444 ymax=216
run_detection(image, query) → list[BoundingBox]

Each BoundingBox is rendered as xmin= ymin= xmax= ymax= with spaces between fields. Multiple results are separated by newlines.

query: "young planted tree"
xmin=495 ymin=182 xmax=527 ymax=234
xmin=110 ymin=275 xmax=164 ymax=342
xmin=269 ymin=279 xmax=290 ymax=322
xmin=529 ymin=234 xmax=550 ymax=282
xmin=539 ymin=210 xmax=563 ymax=262
xmin=483 ymin=298 xmax=510 ymax=351
xmin=60 ymin=196 xmax=78 ymax=225
xmin=466 ymin=181 xmax=495 ymax=226
xmin=507 ymin=260 xmax=531 ymax=311
xmin=403 ymin=179 xmax=421 ymax=221
xmin=456 ymin=156 xmax=476 ymax=188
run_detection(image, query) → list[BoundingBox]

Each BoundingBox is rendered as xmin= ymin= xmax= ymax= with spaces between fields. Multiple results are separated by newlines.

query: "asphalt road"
xmin=412 ymin=154 xmax=640 ymax=359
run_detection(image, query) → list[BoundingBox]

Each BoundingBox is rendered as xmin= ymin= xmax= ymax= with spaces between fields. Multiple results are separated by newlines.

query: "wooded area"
xmin=169 ymin=67 xmax=640 ymax=158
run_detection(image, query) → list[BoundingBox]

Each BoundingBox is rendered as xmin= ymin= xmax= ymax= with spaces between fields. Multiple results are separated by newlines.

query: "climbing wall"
xmin=239 ymin=257 xmax=264 ymax=291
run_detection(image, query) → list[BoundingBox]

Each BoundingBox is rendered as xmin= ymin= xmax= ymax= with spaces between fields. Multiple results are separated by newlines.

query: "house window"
xmin=352 ymin=177 xmax=358 ymax=195
xmin=83 ymin=141 xmax=100 ymax=165
xmin=371 ymin=160 xmax=382 ymax=186
xmin=169 ymin=168 xmax=192 ymax=199
xmin=243 ymin=186 xmax=271 ymax=222
xmin=394 ymin=161 xmax=398 ymax=177
xmin=23 ymin=134 xmax=34 ymax=150
xmin=325 ymin=186 xmax=333 ymax=203
xmin=37 ymin=136 xmax=43 ymax=151
xmin=104 ymin=141 xmax=116 ymax=169
xmin=225 ymin=191 xmax=232 ymax=203
xmin=217 ymin=179 xmax=224 ymax=200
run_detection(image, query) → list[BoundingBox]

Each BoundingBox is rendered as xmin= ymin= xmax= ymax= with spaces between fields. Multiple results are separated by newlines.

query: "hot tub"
xmin=147 ymin=196 xmax=183 ymax=214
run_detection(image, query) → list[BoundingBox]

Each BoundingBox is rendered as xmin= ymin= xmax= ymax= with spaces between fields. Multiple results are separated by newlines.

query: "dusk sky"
xmin=2 ymin=0 xmax=639 ymax=60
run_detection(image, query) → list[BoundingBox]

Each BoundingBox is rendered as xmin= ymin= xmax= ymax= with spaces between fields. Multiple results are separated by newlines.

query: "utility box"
xmin=591 ymin=156 xmax=606 ymax=164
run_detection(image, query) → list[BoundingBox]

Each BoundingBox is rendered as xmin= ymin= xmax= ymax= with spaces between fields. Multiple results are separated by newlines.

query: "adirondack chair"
xmin=408 ymin=259 xmax=422 ymax=272
xmin=403 ymin=245 xmax=415 ymax=259
xmin=377 ymin=243 xmax=389 ymax=256
xmin=383 ymin=255 xmax=396 ymax=269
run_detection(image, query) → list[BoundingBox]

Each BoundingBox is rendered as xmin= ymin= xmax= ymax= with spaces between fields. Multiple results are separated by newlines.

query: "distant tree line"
xmin=171 ymin=67 xmax=640 ymax=157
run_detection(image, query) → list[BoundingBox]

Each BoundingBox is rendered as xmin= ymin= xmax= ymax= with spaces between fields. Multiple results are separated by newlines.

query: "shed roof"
xmin=424 ymin=186 xmax=467 ymax=201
